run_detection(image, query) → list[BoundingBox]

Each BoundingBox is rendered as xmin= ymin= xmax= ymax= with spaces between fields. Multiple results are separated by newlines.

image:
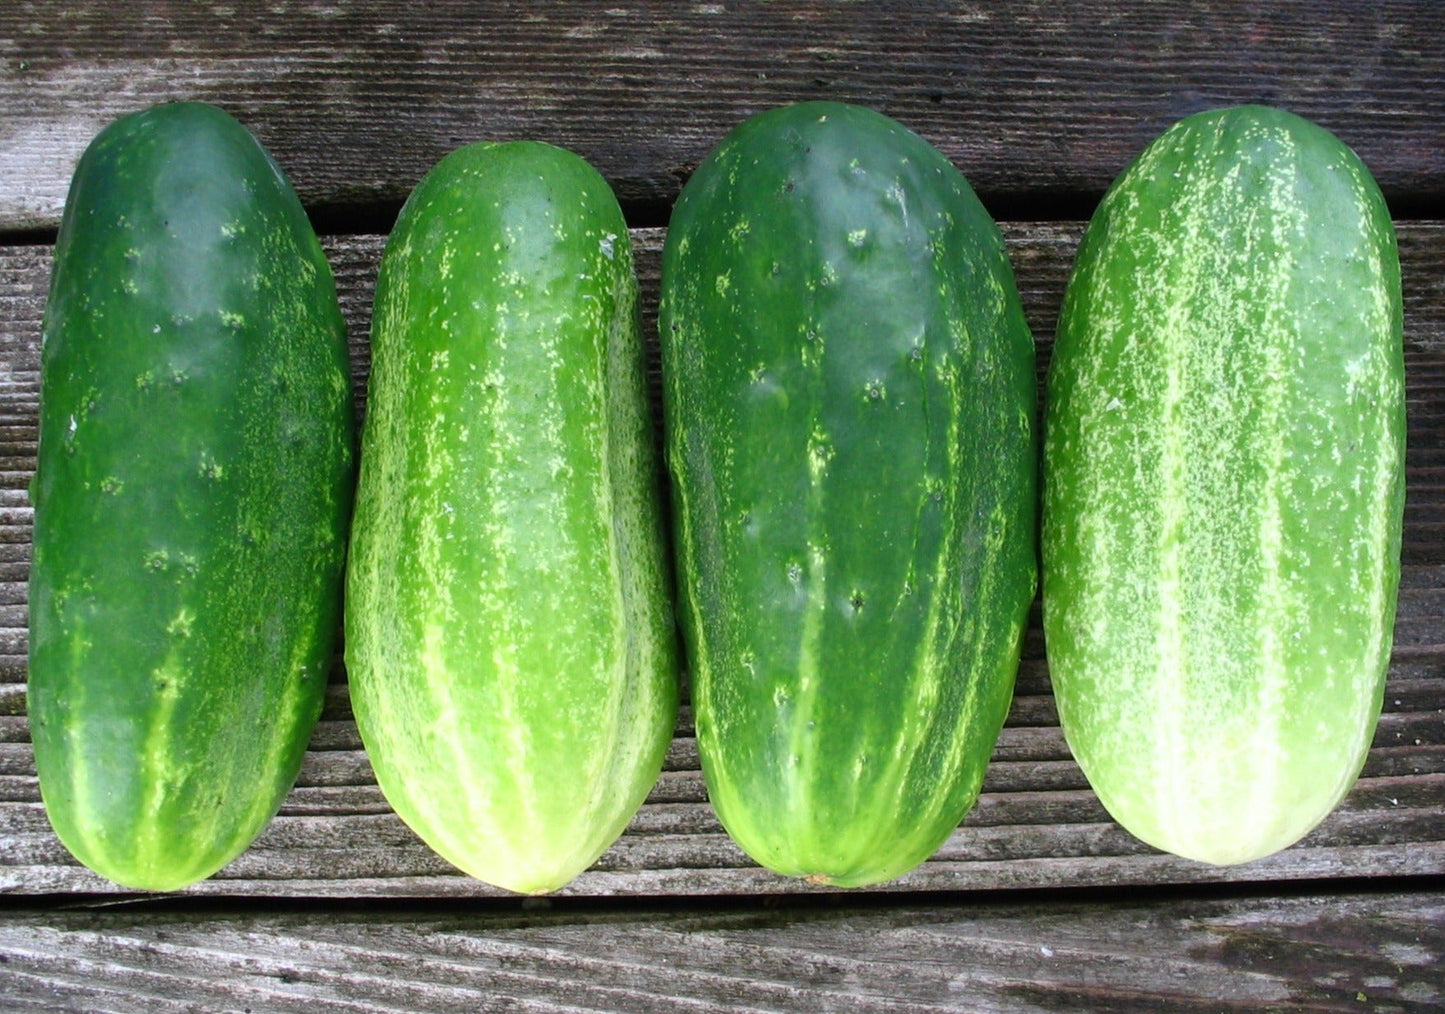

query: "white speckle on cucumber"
xmin=166 ymin=609 xmax=195 ymax=638
xmin=887 ymin=181 xmax=908 ymax=225
xmin=807 ymin=426 xmax=834 ymax=479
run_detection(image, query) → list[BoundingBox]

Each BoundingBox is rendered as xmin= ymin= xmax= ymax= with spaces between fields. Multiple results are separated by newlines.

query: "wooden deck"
xmin=0 ymin=2 xmax=1441 ymax=1009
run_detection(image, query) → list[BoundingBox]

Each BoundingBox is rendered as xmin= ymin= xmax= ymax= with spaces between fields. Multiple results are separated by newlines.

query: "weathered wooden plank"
xmin=0 ymin=890 xmax=1438 ymax=1012
xmin=0 ymin=222 xmax=1440 ymax=897
xmin=1 ymin=1 xmax=1443 ymax=232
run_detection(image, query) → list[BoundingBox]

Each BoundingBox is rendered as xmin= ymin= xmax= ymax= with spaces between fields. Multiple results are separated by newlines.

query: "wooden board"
xmin=0 ymin=223 xmax=1440 ymax=898
xmin=2 ymin=1 xmax=1444 ymax=233
xmin=0 ymin=890 xmax=1439 ymax=1012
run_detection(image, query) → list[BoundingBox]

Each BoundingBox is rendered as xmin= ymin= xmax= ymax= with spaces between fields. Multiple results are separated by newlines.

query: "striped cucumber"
xmin=660 ymin=102 xmax=1038 ymax=887
xmin=29 ymin=102 xmax=355 ymax=890
xmin=1042 ymin=105 xmax=1405 ymax=864
xmin=345 ymin=141 xmax=678 ymax=895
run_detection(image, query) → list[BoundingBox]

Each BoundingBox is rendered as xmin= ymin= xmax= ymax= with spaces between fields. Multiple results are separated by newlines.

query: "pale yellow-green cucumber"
xmin=1043 ymin=105 xmax=1405 ymax=864
xmin=345 ymin=141 xmax=678 ymax=894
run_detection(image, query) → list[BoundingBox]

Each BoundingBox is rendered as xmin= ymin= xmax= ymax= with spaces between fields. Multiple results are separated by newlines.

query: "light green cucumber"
xmin=345 ymin=140 xmax=678 ymax=894
xmin=1043 ymin=105 xmax=1405 ymax=864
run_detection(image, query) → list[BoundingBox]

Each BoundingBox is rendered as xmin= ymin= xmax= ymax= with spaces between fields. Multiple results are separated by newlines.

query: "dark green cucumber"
xmin=660 ymin=102 xmax=1037 ymax=887
xmin=346 ymin=141 xmax=678 ymax=895
xmin=28 ymin=102 xmax=355 ymax=891
xmin=1043 ymin=105 xmax=1405 ymax=864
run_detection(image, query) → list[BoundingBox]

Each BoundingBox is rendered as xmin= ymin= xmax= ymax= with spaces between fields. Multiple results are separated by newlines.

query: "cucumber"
xmin=345 ymin=141 xmax=678 ymax=895
xmin=28 ymin=102 xmax=355 ymax=891
xmin=659 ymin=102 xmax=1037 ymax=887
xmin=1042 ymin=105 xmax=1405 ymax=865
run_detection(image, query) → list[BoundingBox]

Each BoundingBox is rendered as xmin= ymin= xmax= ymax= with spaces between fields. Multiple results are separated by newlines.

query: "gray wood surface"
xmin=1 ymin=1 xmax=1443 ymax=232
xmin=0 ymin=890 xmax=1440 ymax=1012
xmin=0 ymin=224 xmax=1440 ymax=898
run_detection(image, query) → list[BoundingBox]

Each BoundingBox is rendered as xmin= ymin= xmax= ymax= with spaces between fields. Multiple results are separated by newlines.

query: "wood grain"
xmin=1 ymin=1 xmax=1443 ymax=232
xmin=0 ymin=223 xmax=1440 ymax=897
xmin=0 ymin=890 xmax=1439 ymax=1012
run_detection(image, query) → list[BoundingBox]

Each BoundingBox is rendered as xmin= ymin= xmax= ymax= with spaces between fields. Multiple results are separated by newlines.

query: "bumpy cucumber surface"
xmin=29 ymin=102 xmax=355 ymax=891
xmin=1043 ymin=105 xmax=1404 ymax=865
xmin=346 ymin=140 xmax=677 ymax=895
xmin=660 ymin=102 xmax=1037 ymax=887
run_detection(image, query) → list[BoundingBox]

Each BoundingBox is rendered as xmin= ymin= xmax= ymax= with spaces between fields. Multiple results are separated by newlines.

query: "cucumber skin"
xmin=660 ymin=102 xmax=1037 ymax=887
xmin=345 ymin=141 xmax=678 ymax=895
xmin=28 ymin=102 xmax=355 ymax=891
xmin=1043 ymin=106 xmax=1405 ymax=865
